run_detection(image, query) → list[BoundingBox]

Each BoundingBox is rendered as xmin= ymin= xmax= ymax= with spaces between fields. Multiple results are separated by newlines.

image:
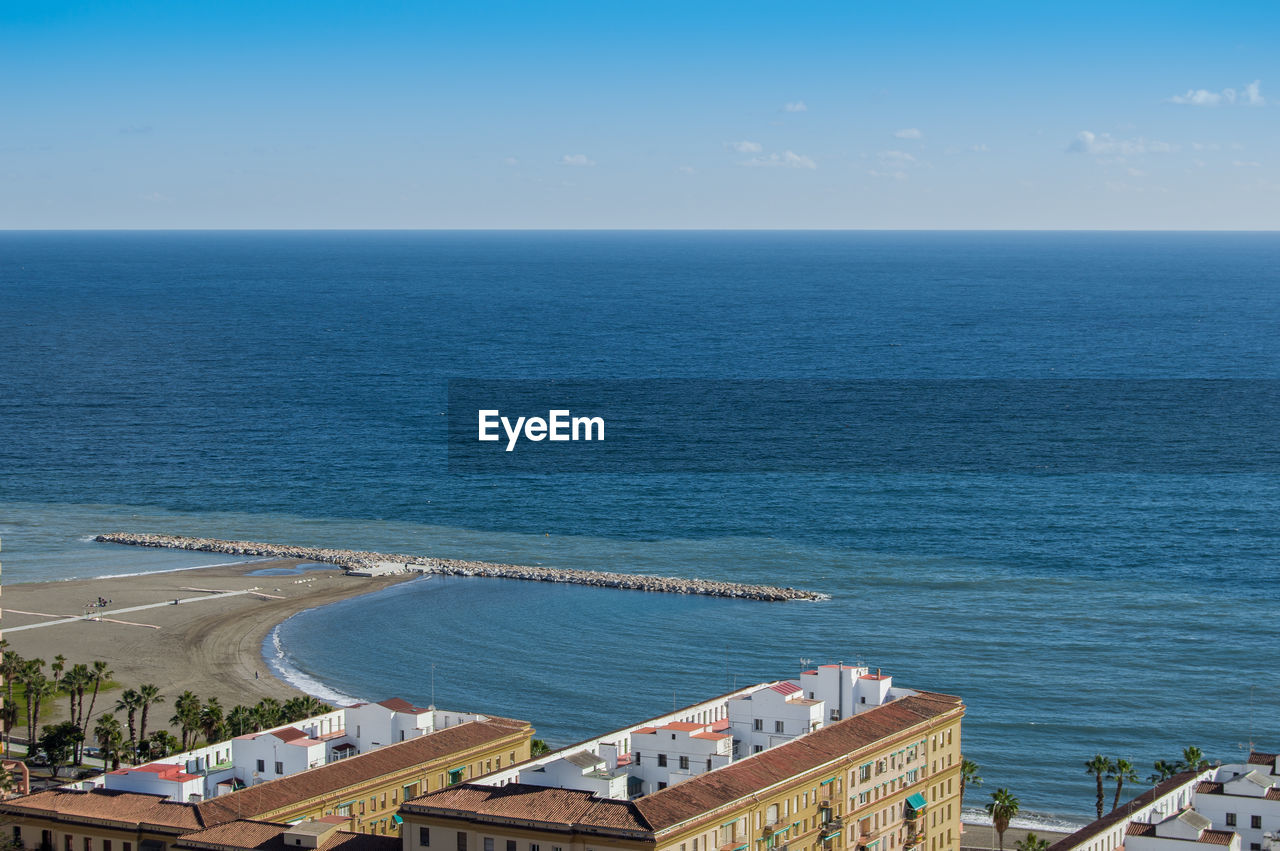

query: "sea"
xmin=1 ymin=231 xmax=1277 ymax=830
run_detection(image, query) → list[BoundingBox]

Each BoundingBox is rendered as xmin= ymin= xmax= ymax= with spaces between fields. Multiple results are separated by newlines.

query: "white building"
xmin=234 ymin=726 xmax=328 ymax=782
xmin=1051 ymin=751 xmax=1280 ymax=851
xmin=517 ymin=749 xmax=629 ymax=799
xmin=727 ymin=682 xmax=823 ymax=755
xmin=344 ymin=699 xmax=486 ymax=753
xmin=629 ymin=720 xmax=734 ymax=794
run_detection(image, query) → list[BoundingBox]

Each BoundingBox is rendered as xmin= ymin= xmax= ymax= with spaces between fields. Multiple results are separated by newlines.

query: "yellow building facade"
xmin=399 ymin=692 xmax=964 ymax=851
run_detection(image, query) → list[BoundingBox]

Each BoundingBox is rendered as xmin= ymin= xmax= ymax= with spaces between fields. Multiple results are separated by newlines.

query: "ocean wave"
xmin=264 ymin=618 xmax=367 ymax=707
xmin=962 ymin=806 xmax=1088 ymax=834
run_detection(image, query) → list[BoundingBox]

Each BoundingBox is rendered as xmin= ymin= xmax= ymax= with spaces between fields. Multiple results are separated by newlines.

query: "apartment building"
xmin=399 ymin=690 xmax=965 ymax=851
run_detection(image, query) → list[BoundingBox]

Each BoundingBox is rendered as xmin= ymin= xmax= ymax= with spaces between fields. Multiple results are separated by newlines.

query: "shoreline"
xmin=95 ymin=532 xmax=830 ymax=601
xmin=1 ymin=559 xmax=418 ymax=727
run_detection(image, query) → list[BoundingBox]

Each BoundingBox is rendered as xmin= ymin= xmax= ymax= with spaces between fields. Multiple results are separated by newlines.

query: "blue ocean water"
xmin=1 ymin=231 xmax=1278 ymax=824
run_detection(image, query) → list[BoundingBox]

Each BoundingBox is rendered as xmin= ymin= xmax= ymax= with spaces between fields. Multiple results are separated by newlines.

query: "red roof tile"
xmin=662 ymin=722 xmax=708 ymax=732
xmin=377 ymin=698 xmax=430 ymax=714
xmin=1199 ymin=830 xmax=1236 ymax=846
xmin=0 ymin=789 xmax=203 ymax=831
xmin=769 ymin=683 xmax=801 ymax=696
xmin=272 ymin=727 xmax=311 ymax=744
xmin=177 ymin=819 xmax=399 ymax=851
xmin=402 ymin=784 xmax=651 ymax=834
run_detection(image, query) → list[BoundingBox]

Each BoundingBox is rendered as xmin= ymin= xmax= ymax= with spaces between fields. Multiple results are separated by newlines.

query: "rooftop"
xmin=0 ymin=789 xmax=203 ymax=831
xmin=111 ymin=764 xmax=202 ymax=782
xmin=177 ymin=820 xmax=399 ymax=851
xmin=197 ymin=716 xmax=530 ymax=825
xmin=376 ymin=698 xmax=431 ymax=714
xmin=1049 ymin=772 xmax=1208 ymax=851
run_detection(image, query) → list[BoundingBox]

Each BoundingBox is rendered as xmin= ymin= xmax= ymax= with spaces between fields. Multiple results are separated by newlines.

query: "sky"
xmin=2 ymin=1 xmax=1278 ymax=229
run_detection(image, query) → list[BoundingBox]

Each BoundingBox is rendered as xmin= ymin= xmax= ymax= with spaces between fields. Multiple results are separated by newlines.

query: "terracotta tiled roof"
xmin=402 ymin=784 xmax=651 ymax=833
xmin=111 ymin=764 xmax=201 ymax=782
xmin=377 ymin=698 xmax=430 ymax=714
xmin=1126 ymin=823 xmax=1156 ymax=837
xmin=1196 ymin=782 xmax=1224 ymax=794
xmin=691 ymin=732 xmax=731 ymax=741
xmin=662 ymin=722 xmax=708 ymax=732
xmin=1247 ymin=752 xmax=1277 ymax=766
xmin=635 ymin=692 xmax=961 ymax=831
xmin=177 ymin=819 xmax=399 ymax=851
xmin=769 ymin=683 xmax=801 ymax=696
xmin=271 ymin=727 xmax=311 ymax=744
xmin=197 ymin=717 xmax=530 ymax=825
xmin=1199 ymin=830 xmax=1236 ymax=846
xmin=1048 ymin=771 xmax=1206 ymax=851
xmin=0 ymin=789 xmax=203 ymax=831
xmin=1266 ymin=789 xmax=1280 ymax=802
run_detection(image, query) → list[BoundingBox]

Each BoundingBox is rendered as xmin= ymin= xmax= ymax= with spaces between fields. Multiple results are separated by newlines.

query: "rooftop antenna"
xmin=800 ymin=658 xmax=814 ymax=679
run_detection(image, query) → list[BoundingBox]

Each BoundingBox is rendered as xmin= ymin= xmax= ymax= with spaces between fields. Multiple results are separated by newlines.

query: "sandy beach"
xmin=959 ymin=823 xmax=1070 ymax=850
xmin=2 ymin=559 xmax=419 ymax=726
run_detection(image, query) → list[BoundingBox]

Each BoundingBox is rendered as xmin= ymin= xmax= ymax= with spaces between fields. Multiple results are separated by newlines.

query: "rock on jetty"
xmin=94 ymin=533 xmax=828 ymax=602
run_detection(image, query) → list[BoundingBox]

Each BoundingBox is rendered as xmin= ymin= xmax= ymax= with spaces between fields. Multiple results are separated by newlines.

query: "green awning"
xmin=906 ymin=793 xmax=927 ymax=811
xmin=822 ymin=831 xmax=842 ymax=841
xmin=392 ymin=815 xmax=403 ymax=825
xmin=820 ymin=778 xmax=836 ymax=785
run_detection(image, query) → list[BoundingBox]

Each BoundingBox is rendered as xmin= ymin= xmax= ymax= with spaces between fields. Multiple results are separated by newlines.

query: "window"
xmin=65 ymin=837 xmax=72 ymax=851
xmin=658 ymin=754 xmax=668 ymax=767
xmin=124 ymin=844 xmax=132 ymax=851
xmin=104 ymin=843 xmax=112 ymax=851
xmin=860 ymin=764 xmax=872 ymax=782
xmin=84 ymin=838 xmax=93 ymax=851
xmin=634 ymin=752 xmax=641 ymax=764
xmin=275 ymin=762 xmax=284 ymax=775
xmin=680 ymin=756 xmax=690 ymax=770
xmin=1226 ymin=814 xmax=1237 ymax=827
xmin=1250 ymin=845 xmax=1260 ymax=851
xmin=531 ymin=846 xmax=540 ymax=851
xmin=507 ymin=841 xmax=516 ymax=851
xmin=337 ymin=803 xmax=353 ymax=817
xmin=257 ymin=759 xmax=265 ymax=772
xmin=1251 ymin=816 xmax=1262 ymax=829
xmin=457 ymin=833 xmax=468 ymax=851
xmin=420 ymin=828 xmax=431 ymax=846
xmin=707 ymin=759 xmax=713 ymax=770
xmin=658 ymin=782 xmax=668 ymax=790
xmin=775 ymin=721 xmax=785 ymax=733
xmin=484 ymin=839 xmax=494 ymax=851
xmin=754 ymin=745 xmax=763 ymax=754
xmin=11 ymin=828 xmax=19 ymax=847
xmin=754 ymin=719 xmax=764 ymax=731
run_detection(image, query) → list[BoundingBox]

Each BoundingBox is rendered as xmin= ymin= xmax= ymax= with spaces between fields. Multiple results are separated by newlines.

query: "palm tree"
xmin=136 ymin=684 xmax=165 ymax=746
xmin=1109 ymin=758 xmax=1139 ymax=810
xmin=199 ymin=698 xmax=226 ymax=745
xmin=1015 ymin=834 xmax=1049 ymax=851
xmin=254 ymin=697 xmax=284 ymax=730
xmin=986 ymin=788 xmax=1020 ymax=851
xmin=82 ymin=661 xmax=113 ymax=734
xmin=226 ymin=705 xmax=255 ymax=737
xmin=961 ymin=758 xmax=983 ymax=802
xmin=145 ymin=730 xmax=181 ymax=759
xmin=23 ymin=667 xmax=58 ymax=748
xmin=114 ymin=688 xmax=143 ymax=763
xmin=0 ymin=649 xmax=24 ymax=756
xmin=1085 ymin=754 xmax=1114 ymax=819
xmin=170 ymin=691 xmax=202 ymax=751
xmin=93 ymin=713 xmax=124 ymax=770
xmin=62 ymin=664 xmax=94 ymax=763
xmin=283 ymin=696 xmax=331 ymax=722
xmin=1179 ymin=747 xmax=1210 ymax=772
xmin=1150 ymin=760 xmax=1180 ymax=783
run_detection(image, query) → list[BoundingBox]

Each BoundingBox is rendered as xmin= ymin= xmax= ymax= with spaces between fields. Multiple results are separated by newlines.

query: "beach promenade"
xmin=1 ymin=559 xmax=417 ymax=719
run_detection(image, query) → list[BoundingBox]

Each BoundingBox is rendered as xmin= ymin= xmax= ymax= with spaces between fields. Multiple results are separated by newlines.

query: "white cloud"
xmin=1067 ymin=131 xmax=1177 ymax=157
xmin=559 ymin=154 xmax=596 ymax=167
xmin=502 ymin=156 xmax=518 ymax=166
xmin=783 ymin=101 xmax=808 ymax=112
xmin=894 ymin=128 xmax=923 ymax=139
xmin=741 ymin=150 xmax=817 ymax=169
xmin=726 ymin=140 xmax=763 ymax=153
xmin=868 ymin=150 xmax=921 ymax=180
xmin=971 ymin=144 xmax=990 ymax=152
xmin=1168 ymin=79 xmax=1265 ymax=106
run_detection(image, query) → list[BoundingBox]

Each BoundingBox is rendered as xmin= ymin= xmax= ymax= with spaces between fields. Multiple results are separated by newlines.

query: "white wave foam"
xmin=264 ymin=619 xmax=366 ymax=707
xmin=963 ymin=807 xmax=1089 ymax=834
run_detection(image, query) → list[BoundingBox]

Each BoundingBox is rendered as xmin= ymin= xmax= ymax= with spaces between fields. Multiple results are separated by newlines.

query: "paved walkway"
xmin=3 ymin=588 xmax=265 ymax=632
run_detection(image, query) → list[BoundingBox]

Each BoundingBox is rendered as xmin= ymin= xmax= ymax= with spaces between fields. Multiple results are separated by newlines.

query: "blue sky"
xmin=2 ymin=1 xmax=1277 ymax=228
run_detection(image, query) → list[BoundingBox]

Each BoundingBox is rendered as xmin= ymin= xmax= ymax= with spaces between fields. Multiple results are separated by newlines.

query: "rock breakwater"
xmin=94 ymin=533 xmax=828 ymax=601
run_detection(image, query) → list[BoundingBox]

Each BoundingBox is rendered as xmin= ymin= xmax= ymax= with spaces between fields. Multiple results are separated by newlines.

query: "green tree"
xmin=1179 ymin=747 xmax=1210 ymax=772
xmin=226 ymin=705 xmax=255 ymax=737
xmin=38 ymin=721 xmax=84 ymax=779
xmin=961 ymin=758 xmax=983 ymax=802
xmin=200 ymin=698 xmax=226 ymax=745
xmin=1109 ymin=758 xmax=1139 ymax=810
xmin=530 ymin=738 xmax=551 ymax=757
xmin=114 ymin=688 xmax=143 ymax=763
xmin=986 ymin=788 xmax=1021 ymax=851
xmin=137 ymin=684 xmax=165 ymax=747
xmin=171 ymin=691 xmax=202 ymax=751
xmin=282 ymin=696 xmax=331 ymax=722
xmin=253 ymin=698 xmax=284 ymax=730
xmin=82 ymin=661 xmax=114 ymax=740
xmin=62 ymin=664 xmax=94 ymax=763
xmin=1150 ymin=760 xmax=1179 ymax=783
xmin=1085 ymin=755 xmax=1114 ymax=819
xmin=93 ymin=713 xmax=124 ymax=770
xmin=1015 ymin=833 xmax=1049 ymax=851
xmin=0 ymin=649 xmax=25 ymax=757
xmin=21 ymin=663 xmax=58 ymax=749
xmin=144 ymin=730 xmax=182 ymax=759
